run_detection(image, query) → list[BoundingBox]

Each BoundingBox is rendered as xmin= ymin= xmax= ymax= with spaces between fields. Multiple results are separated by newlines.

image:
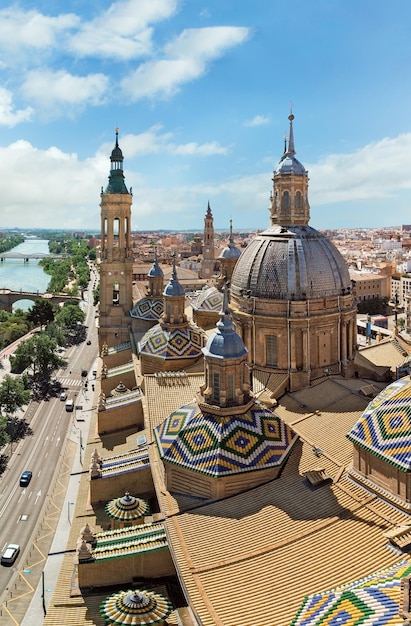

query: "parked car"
xmin=19 ymin=471 xmax=32 ymax=487
xmin=1 ymin=544 xmax=20 ymax=566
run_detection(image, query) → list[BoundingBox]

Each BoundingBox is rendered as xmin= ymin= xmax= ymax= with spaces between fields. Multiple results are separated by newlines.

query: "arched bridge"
xmin=0 ymin=289 xmax=80 ymax=312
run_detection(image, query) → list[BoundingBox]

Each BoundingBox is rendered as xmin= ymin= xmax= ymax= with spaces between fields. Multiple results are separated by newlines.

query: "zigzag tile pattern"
xmin=193 ymin=287 xmax=223 ymax=311
xmin=347 ymin=378 xmax=411 ymax=470
xmin=139 ymin=324 xmax=204 ymax=359
xmin=154 ymin=402 xmax=297 ymax=476
xmin=130 ymin=297 xmax=164 ymax=320
xmin=292 ymin=559 xmax=411 ymax=625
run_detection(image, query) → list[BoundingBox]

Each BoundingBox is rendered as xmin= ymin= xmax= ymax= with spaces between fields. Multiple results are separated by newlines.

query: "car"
xmin=86 ymin=340 xmax=91 ymax=345
xmin=60 ymin=392 xmax=67 ymax=401
xmin=19 ymin=470 xmax=32 ymax=487
xmin=81 ymin=369 xmax=88 ymax=377
xmin=1 ymin=544 xmax=20 ymax=566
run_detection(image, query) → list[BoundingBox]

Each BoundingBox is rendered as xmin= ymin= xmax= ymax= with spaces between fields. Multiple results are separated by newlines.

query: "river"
xmin=0 ymin=239 xmax=50 ymax=310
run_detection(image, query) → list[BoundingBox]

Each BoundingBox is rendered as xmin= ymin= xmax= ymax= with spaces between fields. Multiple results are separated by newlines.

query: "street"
xmin=0 ymin=275 xmax=98 ymax=620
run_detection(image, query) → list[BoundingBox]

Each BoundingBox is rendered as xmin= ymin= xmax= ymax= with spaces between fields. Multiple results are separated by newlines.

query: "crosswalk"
xmin=57 ymin=376 xmax=83 ymax=389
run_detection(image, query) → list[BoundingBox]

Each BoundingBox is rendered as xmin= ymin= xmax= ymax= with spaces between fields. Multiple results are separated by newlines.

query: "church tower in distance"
xmin=199 ymin=202 xmax=216 ymax=279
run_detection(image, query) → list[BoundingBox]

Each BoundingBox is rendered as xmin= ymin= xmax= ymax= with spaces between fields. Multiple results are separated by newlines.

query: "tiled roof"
xmin=191 ymin=287 xmax=222 ymax=311
xmin=130 ymin=297 xmax=164 ymax=320
xmin=148 ymin=376 xmax=411 ymax=626
xmin=99 ymin=450 xmax=150 ymax=478
xmin=154 ymin=401 xmax=297 ymax=476
xmin=347 ymin=377 xmax=411 ymax=471
xmin=292 ymin=559 xmax=411 ymax=625
xmin=91 ymin=522 xmax=167 ymax=562
xmin=139 ymin=324 xmax=205 ymax=359
xmin=105 ymin=362 xmax=134 ymax=378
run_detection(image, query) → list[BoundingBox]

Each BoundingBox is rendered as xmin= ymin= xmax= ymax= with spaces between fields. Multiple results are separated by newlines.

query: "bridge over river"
xmin=0 ymin=252 xmax=67 ymax=261
xmin=0 ymin=289 xmax=79 ymax=312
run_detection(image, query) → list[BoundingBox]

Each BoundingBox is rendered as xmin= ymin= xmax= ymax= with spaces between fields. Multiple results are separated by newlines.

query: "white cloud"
xmin=308 ymin=133 xmax=411 ymax=205
xmin=69 ymin=0 xmax=179 ymax=60
xmin=121 ymin=26 xmax=250 ymax=100
xmin=0 ymin=140 xmax=104 ymax=229
xmin=99 ymin=126 xmax=229 ymax=158
xmin=21 ymin=70 xmax=109 ymax=111
xmin=244 ymin=114 xmax=270 ymax=127
xmin=0 ymin=88 xmax=33 ymax=127
xmin=0 ymin=7 xmax=78 ymax=61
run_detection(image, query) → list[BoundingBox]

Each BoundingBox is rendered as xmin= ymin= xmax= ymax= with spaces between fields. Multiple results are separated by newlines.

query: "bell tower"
xmin=99 ymin=129 xmax=133 ymax=348
xmin=199 ymin=202 xmax=216 ymax=279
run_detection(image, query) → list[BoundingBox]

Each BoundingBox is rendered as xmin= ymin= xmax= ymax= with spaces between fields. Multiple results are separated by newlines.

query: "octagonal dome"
xmin=275 ymin=153 xmax=306 ymax=176
xmin=230 ymin=224 xmax=351 ymax=301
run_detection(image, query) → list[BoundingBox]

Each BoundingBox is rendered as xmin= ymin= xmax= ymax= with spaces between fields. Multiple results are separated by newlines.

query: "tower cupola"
xmin=270 ymin=112 xmax=310 ymax=226
xmin=105 ymin=128 xmax=129 ymax=194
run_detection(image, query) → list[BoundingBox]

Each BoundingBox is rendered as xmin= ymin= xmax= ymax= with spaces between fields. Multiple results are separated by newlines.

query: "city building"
xmin=44 ymin=125 xmax=411 ymax=626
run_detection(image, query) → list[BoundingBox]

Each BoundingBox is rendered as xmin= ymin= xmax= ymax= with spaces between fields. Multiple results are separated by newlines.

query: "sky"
xmin=1 ymin=0 xmax=411 ymax=233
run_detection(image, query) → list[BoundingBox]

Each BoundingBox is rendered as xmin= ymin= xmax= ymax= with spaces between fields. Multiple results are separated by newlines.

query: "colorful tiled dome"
xmin=347 ymin=377 xmax=411 ymax=471
xmin=130 ymin=298 xmax=164 ymax=321
xmin=105 ymin=492 xmax=150 ymax=522
xmin=138 ymin=324 xmax=204 ymax=360
xmin=292 ymin=559 xmax=411 ymax=626
xmin=154 ymin=402 xmax=297 ymax=477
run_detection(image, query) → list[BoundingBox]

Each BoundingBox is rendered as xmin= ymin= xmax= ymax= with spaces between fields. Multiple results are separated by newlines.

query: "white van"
xmin=65 ymin=399 xmax=74 ymax=412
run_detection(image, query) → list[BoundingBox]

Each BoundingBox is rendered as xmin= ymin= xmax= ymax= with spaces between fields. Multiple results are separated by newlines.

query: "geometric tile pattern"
xmin=154 ymin=402 xmax=297 ymax=476
xmin=347 ymin=378 xmax=411 ymax=471
xmin=139 ymin=324 xmax=205 ymax=359
xmin=192 ymin=286 xmax=223 ymax=311
xmin=291 ymin=559 xmax=411 ymax=625
xmin=130 ymin=297 xmax=164 ymax=320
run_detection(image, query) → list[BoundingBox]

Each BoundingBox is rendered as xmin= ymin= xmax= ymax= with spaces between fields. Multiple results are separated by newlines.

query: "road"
xmin=0 ymin=273 xmax=99 ymax=606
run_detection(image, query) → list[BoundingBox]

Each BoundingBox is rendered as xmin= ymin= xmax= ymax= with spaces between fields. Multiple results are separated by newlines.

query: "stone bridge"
xmin=0 ymin=289 xmax=80 ymax=312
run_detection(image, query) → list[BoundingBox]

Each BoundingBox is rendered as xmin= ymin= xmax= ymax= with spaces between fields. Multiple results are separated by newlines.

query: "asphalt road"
xmin=0 ymin=274 xmax=99 ymax=607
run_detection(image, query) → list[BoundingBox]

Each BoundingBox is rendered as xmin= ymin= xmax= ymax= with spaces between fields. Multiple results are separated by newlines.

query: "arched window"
xmin=295 ymin=191 xmax=302 ymax=209
xmin=282 ymin=191 xmax=290 ymax=210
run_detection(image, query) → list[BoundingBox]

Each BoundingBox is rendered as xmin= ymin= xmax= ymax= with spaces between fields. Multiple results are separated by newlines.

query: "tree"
xmin=54 ymin=303 xmax=85 ymax=330
xmin=27 ymin=298 xmax=55 ymax=329
xmin=0 ymin=375 xmax=31 ymax=416
xmin=10 ymin=333 xmax=65 ymax=379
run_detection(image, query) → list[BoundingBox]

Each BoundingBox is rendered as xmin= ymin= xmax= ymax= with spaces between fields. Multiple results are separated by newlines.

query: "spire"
xmin=228 ymin=219 xmax=234 ymax=246
xmin=287 ymin=107 xmax=295 ymax=156
xmin=206 ymin=201 xmax=212 ymax=218
xmin=163 ymin=253 xmax=185 ymax=297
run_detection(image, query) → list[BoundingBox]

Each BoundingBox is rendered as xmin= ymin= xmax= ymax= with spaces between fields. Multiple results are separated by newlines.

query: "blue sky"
xmin=1 ymin=0 xmax=411 ymax=232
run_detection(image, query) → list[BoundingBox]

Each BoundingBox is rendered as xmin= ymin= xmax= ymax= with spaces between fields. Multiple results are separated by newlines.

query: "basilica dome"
xmin=230 ymin=223 xmax=351 ymax=301
xmin=228 ymin=112 xmax=357 ymax=391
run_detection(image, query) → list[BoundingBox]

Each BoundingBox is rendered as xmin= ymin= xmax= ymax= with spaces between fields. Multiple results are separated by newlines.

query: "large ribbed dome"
xmin=230 ymin=224 xmax=351 ymax=301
